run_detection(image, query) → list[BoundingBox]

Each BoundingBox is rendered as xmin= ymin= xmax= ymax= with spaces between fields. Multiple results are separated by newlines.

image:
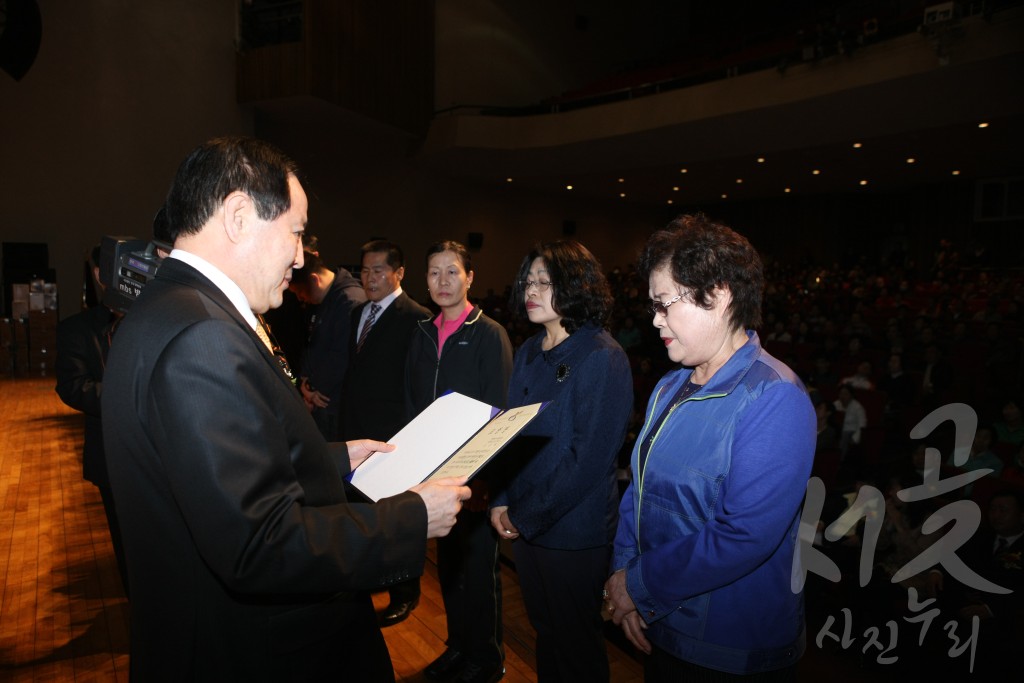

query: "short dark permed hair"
xmin=163 ymin=136 xmax=298 ymax=243
xmin=638 ymin=213 xmax=764 ymax=330
xmin=509 ymin=239 xmax=613 ymax=334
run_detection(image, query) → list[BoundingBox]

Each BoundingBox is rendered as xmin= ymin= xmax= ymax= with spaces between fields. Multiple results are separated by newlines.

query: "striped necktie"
xmin=357 ymin=303 xmax=380 ymax=353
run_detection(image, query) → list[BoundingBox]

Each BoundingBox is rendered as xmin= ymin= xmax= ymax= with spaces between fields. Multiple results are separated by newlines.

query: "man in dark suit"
xmin=55 ymin=244 xmax=128 ymax=596
xmin=101 ymin=137 xmax=469 ymax=682
xmin=343 ymin=239 xmax=431 ymax=626
xmin=289 ymin=248 xmax=366 ymax=441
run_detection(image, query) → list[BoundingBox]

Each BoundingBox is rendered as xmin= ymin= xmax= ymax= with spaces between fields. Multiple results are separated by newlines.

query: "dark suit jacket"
xmin=55 ymin=304 xmax=116 ymax=487
xmin=343 ymin=291 xmax=431 ymax=442
xmin=102 ymin=257 xmax=427 ymax=682
xmin=949 ymin=528 xmax=1024 ymax=621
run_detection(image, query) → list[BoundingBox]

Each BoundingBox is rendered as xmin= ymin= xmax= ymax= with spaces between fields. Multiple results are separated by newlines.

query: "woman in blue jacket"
xmin=490 ymin=240 xmax=632 ymax=683
xmin=604 ymin=215 xmax=815 ymax=681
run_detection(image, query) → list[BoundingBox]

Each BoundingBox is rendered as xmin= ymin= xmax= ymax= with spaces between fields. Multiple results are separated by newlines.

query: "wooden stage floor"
xmin=0 ymin=376 xmax=643 ymax=682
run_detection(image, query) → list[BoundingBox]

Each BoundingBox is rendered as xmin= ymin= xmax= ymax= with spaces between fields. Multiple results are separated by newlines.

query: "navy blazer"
xmin=102 ymin=257 xmax=427 ymax=681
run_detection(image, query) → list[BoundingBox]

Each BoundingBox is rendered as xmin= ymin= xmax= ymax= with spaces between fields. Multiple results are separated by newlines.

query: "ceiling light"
xmin=906 ymin=158 xmax=916 ymax=164
xmin=680 ymin=168 xmax=688 ymax=174
xmin=952 ymin=170 xmax=961 ymax=175
xmin=736 ymin=178 xmax=744 ymax=184
xmin=812 ymin=169 xmax=821 ymax=175
xmin=506 ymin=177 xmax=513 ymax=183
xmin=619 ymin=193 xmax=626 ymax=198
xmin=672 ymin=186 xmax=680 ymax=191
xmin=859 ymin=180 xmax=869 ymax=186
xmin=852 ymin=142 xmax=863 ymax=149
xmin=667 ymin=199 xmax=674 ymax=205
xmin=978 ymin=122 xmax=989 ymax=128
xmin=757 ymin=157 xmax=765 ymax=163
xmin=566 ymin=185 xmax=573 ymax=190
xmin=721 ymin=193 xmax=728 ymax=199
xmin=618 ymin=178 xmax=625 ymax=183
xmin=784 ymin=187 xmax=791 ymax=193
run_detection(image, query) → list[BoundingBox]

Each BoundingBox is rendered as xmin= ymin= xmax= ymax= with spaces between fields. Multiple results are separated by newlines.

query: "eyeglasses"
xmin=649 ymin=294 xmax=684 ymax=317
xmin=520 ymin=280 xmax=553 ymax=292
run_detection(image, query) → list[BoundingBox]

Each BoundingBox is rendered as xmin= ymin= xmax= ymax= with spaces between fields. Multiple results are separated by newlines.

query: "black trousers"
xmin=437 ymin=508 xmax=504 ymax=666
xmin=512 ymin=540 xmax=610 ymax=682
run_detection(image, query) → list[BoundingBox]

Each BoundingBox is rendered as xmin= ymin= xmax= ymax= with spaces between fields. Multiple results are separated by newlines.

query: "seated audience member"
xmin=839 ymin=360 xmax=875 ymax=391
xmin=615 ymin=314 xmax=643 ymax=352
xmin=834 ymin=384 xmax=867 ymax=458
xmin=878 ymin=353 xmax=915 ymax=421
xmin=918 ymin=343 xmax=953 ymax=405
xmin=993 ymin=398 xmax=1024 ymax=447
xmin=943 ymin=490 xmax=1024 ymax=676
xmin=806 ymin=356 xmax=839 ymax=393
xmin=947 ymin=424 xmax=1003 ymax=479
xmin=813 ymin=393 xmax=839 ymax=452
xmin=1002 ymin=443 xmax=1024 ymax=487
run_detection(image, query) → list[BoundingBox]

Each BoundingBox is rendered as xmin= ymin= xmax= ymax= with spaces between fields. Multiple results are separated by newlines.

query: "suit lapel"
xmin=156 ymin=259 xmax=300 ymax=395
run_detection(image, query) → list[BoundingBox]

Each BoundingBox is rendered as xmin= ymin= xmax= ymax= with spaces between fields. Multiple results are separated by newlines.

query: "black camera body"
xmin=100 ymin=236 xmax=166 ymax=314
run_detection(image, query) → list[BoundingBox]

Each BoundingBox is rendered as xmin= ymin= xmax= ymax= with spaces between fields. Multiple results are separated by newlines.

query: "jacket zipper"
xmin=635 ymin=387 xmax=727 ymax=540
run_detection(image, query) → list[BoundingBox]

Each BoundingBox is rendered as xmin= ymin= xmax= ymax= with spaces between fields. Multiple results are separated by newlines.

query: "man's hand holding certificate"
xmin=348 ymin=392 xmax=547 ymax=502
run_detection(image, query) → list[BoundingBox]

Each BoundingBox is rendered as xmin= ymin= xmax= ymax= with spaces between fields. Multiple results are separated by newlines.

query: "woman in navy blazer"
xmin=490 ymin=240 xmax=632 ymax=683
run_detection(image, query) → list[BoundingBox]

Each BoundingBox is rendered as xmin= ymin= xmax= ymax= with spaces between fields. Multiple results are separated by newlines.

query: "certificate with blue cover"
xmin=347 ymin=391 xmax=548 ymax=502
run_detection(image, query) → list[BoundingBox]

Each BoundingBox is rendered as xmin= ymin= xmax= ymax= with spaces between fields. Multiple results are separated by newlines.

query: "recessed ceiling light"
xmin=506 ymin=177 xmax=513 ymax=183
xmin=566 ymin=185 xmax=573 ymax=190
xmin=757 ymin=157 xmax=765 ymax=163
xmin=672 ymin=186 xmax=680 ymax=191
xmin=906 ymin=158 xmax=916 ymax=164
xmin=812 ymin=169 xmax=821 ymax=175
xmin=978 ymin=122 xmax=989 ymax=128
xmin=736 ymin=178 xmax=744 ymax=184
xmin=852 ymin=142 xmax=863 ymax=149
xmin=952 ymin=170 xmax=961 ymax=175
xmin=680 ymin=168 xmax=688 ymax=174
xmin=784 ymin=187 xmax=791 ymax=193
xmin=619 ymin=193 xmax=626 ymax=198
xmin=618 ymin=178 xmax=625 ymax=183
xmin=667 ymin=199 xmax=674 ymax=205
xmin=721 ymin=193 xmax=728 ymax=199
xmin=859 ymin=180 xmax=869 ymax=186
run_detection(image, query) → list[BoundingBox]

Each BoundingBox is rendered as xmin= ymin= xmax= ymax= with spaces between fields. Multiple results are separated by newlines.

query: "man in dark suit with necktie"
xmin=101 ymin=136 xmax=469 ymax=682
xmin=343 ymin=239 xmax=431 ymax=625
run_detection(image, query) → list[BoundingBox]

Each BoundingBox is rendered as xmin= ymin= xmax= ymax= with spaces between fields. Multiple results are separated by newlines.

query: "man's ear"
xmin=394 ymin=266 xmax=405 ymax=281
xmin=222 ymin=191 xmax=252 ymax=244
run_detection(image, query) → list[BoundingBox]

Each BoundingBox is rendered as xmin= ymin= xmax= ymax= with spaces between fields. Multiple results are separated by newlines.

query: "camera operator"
xmin=55 ymin=244 xmax=128 ymax=596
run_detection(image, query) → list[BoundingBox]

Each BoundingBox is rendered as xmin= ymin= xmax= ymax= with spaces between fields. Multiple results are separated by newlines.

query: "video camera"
xmin=99 ymin=236 xmax=169 ymax=314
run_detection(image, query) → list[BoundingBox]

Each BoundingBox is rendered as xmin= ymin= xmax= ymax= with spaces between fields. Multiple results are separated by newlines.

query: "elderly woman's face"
xmin=649 ymin=266 xmax=735 ymax=370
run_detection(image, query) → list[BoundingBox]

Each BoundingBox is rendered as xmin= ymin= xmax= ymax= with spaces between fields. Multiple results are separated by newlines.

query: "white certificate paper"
xmin=347 ymin=392 xmax=547 ymax=502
